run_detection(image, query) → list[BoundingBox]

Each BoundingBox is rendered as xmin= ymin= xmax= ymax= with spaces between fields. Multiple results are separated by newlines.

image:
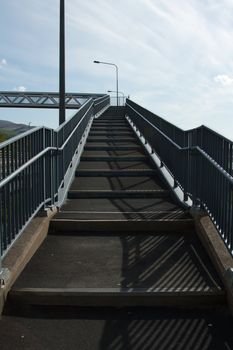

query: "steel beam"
xmin=0 ymin=92 xmax=106 ymax=109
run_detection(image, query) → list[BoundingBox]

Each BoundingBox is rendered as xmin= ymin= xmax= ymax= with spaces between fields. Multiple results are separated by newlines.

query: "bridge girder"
xmin=0 ymin=92 xmax=106 ymax=109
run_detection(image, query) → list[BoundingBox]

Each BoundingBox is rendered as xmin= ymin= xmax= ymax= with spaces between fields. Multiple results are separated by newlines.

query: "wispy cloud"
xmin=0 ymin=58 xmax=7 ymax=68
xmin=214 ymin=74 xmax=233 ymax=86
xmin=0 ymin=0 xmax=233 ymax=138
xmin=13 ymin=86 xmax=26 ymax=92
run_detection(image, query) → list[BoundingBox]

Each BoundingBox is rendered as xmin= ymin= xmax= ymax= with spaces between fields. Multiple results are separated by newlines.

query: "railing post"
xmin=0 ymin=188 xmax=2 ymax=274
xmin=190 ymin=148 xmax=201 ymax=209
xmin=43 ymin=127 xmax=46 ymax=209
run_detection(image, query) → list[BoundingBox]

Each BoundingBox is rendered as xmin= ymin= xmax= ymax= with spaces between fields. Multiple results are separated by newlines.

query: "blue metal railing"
xmin=126 ymin=100 xmax=233 ymax=175
xmin=0 ymin=96 xmax=110 ymax=260
xmin=126 ymin=99 xmax=233 ymax=255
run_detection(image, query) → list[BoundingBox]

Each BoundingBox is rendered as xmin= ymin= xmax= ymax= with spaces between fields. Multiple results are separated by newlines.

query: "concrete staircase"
xmin=1 ymin=107 xmax=233 ymax=349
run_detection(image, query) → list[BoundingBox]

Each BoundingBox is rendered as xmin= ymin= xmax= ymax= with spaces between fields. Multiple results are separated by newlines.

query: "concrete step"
xmin=96 ymin=117 xmax=125 ymax=120
xmin=87 ymin=138 xmax=137 ymax=143
xmin=67 ymin=190 xmax=170 ymax=199
xmin=85 ymin=145 xmax=142 ymax=151
xmin=92 ymin=122 xmax=128 ymax=126
xmin=80 ymin=155 xmax=149 ymax=162
xmin=92 ymin=122 xmax=130 ymax=129
xmin=78 ymin=160 xmax=154 ymax=170
xmin=82 ymin=149 xmax=147 ymax=157
xmin=75 ymin=169 xmax=158 ymax=177
xmin=60 ymin=197 xmax=183 ymax=213
xmin=95 ymin=116 xmax=125 ymax=119
xmin=91 ymin=127 xmax=131 ymax=132
xmin=89 ymin=132 xmax=133 ymax=137
xmin=70 ymin=176 xmax=166 ymax=191
xmin=85 ymin=141 xmax=140 ymax=147
xmin=9 ymin=288 xmax=225 ymax=307
xmin=10 ymin=233 xmax=224 ymax=307
xmin=49 ymin=217 xmax=195 ymax=233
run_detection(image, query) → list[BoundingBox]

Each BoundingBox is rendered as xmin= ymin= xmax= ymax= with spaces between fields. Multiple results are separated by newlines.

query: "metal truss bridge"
xmin=0 ymin=91 xmax=107 ymax=109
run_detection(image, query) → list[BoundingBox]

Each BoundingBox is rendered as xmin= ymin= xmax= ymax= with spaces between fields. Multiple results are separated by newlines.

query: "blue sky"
xmin=0 ymin=0 xmax=233 ymax=140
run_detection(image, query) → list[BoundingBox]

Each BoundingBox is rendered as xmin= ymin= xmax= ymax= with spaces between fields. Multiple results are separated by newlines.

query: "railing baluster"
xmin=126 ymin=98 xmax=233 ymax=256
xmin=0 ymin=97 xmax=107 ymax=262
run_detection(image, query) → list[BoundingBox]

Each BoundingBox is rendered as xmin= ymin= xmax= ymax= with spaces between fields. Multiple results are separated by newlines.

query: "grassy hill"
xmin=0 ymin=120 xmax=34 ymax=143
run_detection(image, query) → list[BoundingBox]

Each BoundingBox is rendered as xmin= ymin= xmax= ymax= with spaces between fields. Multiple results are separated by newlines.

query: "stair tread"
xmin=70 ymin=176 xmax=167 ymax=191
xmin=80 ymin=156 xmax=149 ymax=161
xmin=82 ymin=150 xmax=147 ymax=157
xmin=12 ymin=233 xmax=223 ymax=292
xmin=85 ymin=146 xmax=142 ymax=151
xmin=52 ymin=211 xmax=191 ymax=221
xmin=78 ymin=161 xmax=153 ymax=170
xmin=76 ymin=169 xmax=158 ymax=176
xmin=59 ymin=197 xmax=182 ymax=213
xmin=87 ymin=138 xmax=137 ymax=142
xmin=85 ymin=141 xmax=139 ymax=146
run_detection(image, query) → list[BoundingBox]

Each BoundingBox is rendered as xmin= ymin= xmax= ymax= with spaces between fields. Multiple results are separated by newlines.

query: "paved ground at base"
xmin=1 ymin=306 xmax=233 ymax=350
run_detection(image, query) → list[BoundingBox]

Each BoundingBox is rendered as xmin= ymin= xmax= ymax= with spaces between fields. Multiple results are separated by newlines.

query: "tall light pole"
xmin=107 ymin=90 xmax=125 ymax=106
xmin=59 ymin=0 xmax=66 ymax=125
xmin=93 ymin=60 xmax=119 ymax=106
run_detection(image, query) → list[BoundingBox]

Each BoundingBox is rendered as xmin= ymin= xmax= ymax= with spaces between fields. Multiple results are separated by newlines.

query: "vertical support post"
xmin=0 ymin=189 xmax=2 ymax=274
xmin=116 ymin=65 xmax=119 ymax=107
xmin=190 ymin=148 xmax=200 ymax=208
xmin=59 ymin=0 xmax=66 ymax=125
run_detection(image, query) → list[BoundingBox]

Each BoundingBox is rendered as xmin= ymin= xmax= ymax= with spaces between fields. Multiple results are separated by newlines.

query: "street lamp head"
xmin=93 ymin=60 xmax=100 ymax=64
xmin=107 ymin=90 xmax=113 ymax=93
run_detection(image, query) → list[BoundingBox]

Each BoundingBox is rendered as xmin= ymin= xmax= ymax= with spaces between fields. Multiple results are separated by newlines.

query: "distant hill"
xmin=0 ymin=120 xmax=34 ymax=142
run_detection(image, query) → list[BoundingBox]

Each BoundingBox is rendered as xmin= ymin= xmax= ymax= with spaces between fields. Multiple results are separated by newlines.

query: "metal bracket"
xmin=173 ymin=180 xmax=178 ymax=189
xmin=0 ymin=268 xmax=10 ymax=288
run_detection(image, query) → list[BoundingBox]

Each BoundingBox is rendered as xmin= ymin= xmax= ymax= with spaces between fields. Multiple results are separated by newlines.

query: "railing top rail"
xmin=126 ymin=101 xmax=183 ymax=150
xmin=93 ymin=94 xmax=109 ymax=102
xmin=126 ymin=100 xmax=233 ymax=184
xmin=194 ymin=146 xmax=233 ymax=184
xmin=198 ymin=124 xmax=233 ymax=144
xmin=94 ymin=95 xmax=110 ymax=106
xmin=0 ymin=146 xmax=57 ymax=189
xmin=127 ymin=99 xmax=233 ymax=145
xmin=126 ymin=99 xmax=184 ymax=131
xmin=0 ymin=99 xmax=94 ymax=189
xmin=56 ymin=98 xmax=93 ymax=131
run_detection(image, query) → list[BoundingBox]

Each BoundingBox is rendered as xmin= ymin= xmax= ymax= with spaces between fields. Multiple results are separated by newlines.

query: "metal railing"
xmin=93 ymin=95 xmax=110 ymax=114
xmin=0 ymin=96 xmax=109 ymax=260
xmin=126 ymin=99 xmax=233 ymax=255
xmin=0 ymin=127 xmax=53 ymax=181
xmin=110 ymin=96 xmax=126 ymax=106
xmin=126 ymin=100 xmax=233 ymax=175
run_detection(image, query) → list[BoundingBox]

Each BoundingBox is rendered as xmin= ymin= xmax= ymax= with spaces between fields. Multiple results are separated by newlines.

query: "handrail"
xmin=126 ymin=100 xmax=233 ymax=174
xmin=0 ymin=147 xmax=57 ymax=189
xmin=0 ymin=98 xmax=92 ymax=189
xmin=94 ymin=94 xmax=109 ymax=102
xmin=127 ymin=102 xmax=233 ymax=184
xmin=126 ymin=99 xmax=233 ymax=255
xmin=0 ymin=100 xmax=93 ymax=189
xmin=0 ymin=95 xmax=110 ymax=260
xmin=127 ymin=100 xmax=233 ymax=145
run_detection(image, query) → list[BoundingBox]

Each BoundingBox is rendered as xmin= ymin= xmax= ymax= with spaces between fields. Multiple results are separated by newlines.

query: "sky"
xmin=0 ymin=0 xmax=233 ymax=140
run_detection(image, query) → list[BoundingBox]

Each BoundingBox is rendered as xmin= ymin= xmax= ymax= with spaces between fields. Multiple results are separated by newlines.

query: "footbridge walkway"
xmin=0 ymin=95 xmax=233 ymax=349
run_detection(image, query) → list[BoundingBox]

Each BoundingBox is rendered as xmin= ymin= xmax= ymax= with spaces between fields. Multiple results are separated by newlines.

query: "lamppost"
xmin=93 ymin=60 xmax=119 ymax=106
xmin=59 ymin=0 xmax=66 ymax=125
xmin=107 ymin=90 xmax=125 ymax=106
